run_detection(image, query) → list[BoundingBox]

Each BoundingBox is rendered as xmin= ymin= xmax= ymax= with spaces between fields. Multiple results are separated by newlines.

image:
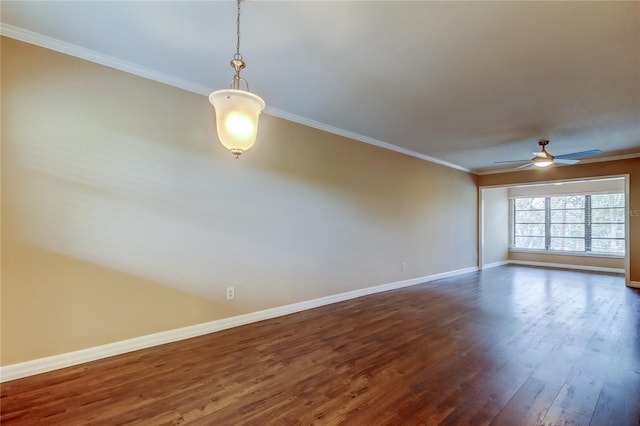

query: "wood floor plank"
xmin=540 ymin=366 xmax=606 ymax=425
xmin=590 ymin=366 xmax=640 ymax=426
xmin=491 ymin=377 xmax=562 ymax=426
xmin=1 ymin=266 xmax=639 ymax=425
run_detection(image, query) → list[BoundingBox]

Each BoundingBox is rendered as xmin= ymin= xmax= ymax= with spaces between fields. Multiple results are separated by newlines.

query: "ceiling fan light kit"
xmin=533 ymin=158 xmax=553 ymax=168
xmin=209 ymin=0 xmax=265 ymax=158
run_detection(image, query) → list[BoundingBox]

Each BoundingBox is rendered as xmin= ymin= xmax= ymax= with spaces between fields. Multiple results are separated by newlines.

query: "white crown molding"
xmin=1 ymin=23 xmax=471 ymax=174
xmin=474 ymin=152 xmax=640 ymax=175
xmin=0 ymin=266 xmax=478 ymax=382
xmin=0 ymin=24 xmax=212 ymax=96
xmin=474 ymin=166 xmax=546 ymax=176
xmin=265 ymin=107 xmax=471 ymax=173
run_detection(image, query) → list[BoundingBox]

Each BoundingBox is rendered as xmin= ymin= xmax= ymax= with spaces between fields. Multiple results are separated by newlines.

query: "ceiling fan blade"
xmin=555 ymin=149 xmax=602 ymax=159
xmin=516 ymin=162 xmax=534 ymax=169
xmin=494 ymin=160 xmax=529 ymax=163
xmin=554 ymin=158 xmax=580 ymax=165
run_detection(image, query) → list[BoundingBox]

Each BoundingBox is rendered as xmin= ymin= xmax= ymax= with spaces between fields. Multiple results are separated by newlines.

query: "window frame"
xmin=510 ymin=192 xmax=625 ymax=258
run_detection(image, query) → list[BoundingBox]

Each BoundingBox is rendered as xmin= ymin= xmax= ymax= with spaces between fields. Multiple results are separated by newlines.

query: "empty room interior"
xmin=1 ymin=1 xmax=639 ymax=425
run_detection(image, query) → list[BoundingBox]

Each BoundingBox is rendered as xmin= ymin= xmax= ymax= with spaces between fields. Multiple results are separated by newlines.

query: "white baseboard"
xmin=0 ymin=266 xmax=478 ymax=383
xmin=482 ymin=260 xmax=509 ymax=269
xmin=508 ymin=260 xmax=624 ymax=274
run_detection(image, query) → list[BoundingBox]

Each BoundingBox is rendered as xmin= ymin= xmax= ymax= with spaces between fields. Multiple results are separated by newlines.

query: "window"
xmin=512 ymin=193 xmax=625 ymax=256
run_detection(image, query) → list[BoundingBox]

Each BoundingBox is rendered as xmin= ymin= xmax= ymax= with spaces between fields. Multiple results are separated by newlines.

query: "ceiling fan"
xmin=495 ymin=139 xmax=602 ymax=169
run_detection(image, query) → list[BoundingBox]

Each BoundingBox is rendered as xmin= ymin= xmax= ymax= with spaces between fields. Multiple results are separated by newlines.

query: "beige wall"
xmin=509 ymin=251 xmax=623 ymax=270
xmin=482 ymin=187 xmax=509 ymax=266
xmin=508 ymin=178 xmax=625 ymax=197
xmin=1 ymin=37 xmax=478 ymax=365
xmin=478 ymin=158 xmax=640 ymax=284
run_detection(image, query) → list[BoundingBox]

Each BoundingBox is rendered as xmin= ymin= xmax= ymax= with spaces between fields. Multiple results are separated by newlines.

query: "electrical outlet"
xmin=226 ymin=286 xmax=235 ymax=300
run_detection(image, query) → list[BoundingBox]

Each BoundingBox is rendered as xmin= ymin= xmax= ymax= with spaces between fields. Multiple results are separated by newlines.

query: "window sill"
xmin=509 ymin=248 xmax=624 ymax=259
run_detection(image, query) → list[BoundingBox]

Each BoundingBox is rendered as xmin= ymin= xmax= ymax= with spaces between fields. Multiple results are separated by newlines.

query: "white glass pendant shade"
xmin=209 ymin=89 xmax=265 ymax=157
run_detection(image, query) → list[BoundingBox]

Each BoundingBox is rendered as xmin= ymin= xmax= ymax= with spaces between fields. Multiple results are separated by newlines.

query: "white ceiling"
xmin=2 ymin=1 xmax=639 ymax=173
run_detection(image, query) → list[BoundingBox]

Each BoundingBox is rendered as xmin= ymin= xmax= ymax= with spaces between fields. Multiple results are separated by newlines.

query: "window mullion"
xmin=512 ymin=199 xmax=516 ymax=247
xmin=585 ymin=195 xmax=592 ymax=253
xmin=545 ymin=197 xmax=551 ymax=250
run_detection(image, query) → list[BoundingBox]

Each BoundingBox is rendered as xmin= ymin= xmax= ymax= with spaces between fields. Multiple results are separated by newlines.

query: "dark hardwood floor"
xmin=1 ymin=266 xmax=639 ymax=425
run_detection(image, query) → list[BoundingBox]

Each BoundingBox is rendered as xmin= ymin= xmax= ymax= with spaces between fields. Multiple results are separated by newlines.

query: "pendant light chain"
xmin=229 ymin=0 xmax=246 ymax=90
xmin=235 ymin=0 xmax=242 ymax=61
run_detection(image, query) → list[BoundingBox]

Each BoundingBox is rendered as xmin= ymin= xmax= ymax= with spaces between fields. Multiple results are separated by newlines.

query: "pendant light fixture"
xmin=209 ymin=0 xmax=265 ymax=158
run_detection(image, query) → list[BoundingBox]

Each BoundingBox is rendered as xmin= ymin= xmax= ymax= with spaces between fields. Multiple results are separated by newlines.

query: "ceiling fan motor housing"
xmin=535 ymin=140 xmax=554 ymax=161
